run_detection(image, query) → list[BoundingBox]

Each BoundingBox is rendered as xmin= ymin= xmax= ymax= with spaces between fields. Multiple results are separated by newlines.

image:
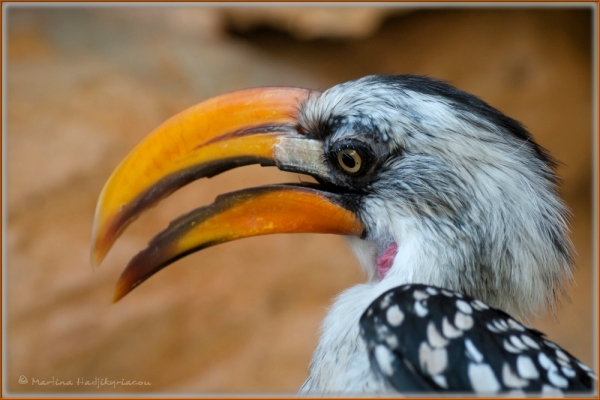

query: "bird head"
xmin=91 ymin=75 xmax=573 ymax=318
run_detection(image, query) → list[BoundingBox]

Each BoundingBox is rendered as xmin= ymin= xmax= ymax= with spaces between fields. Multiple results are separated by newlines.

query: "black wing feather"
xmin=359 ymin=284 xmax=596 ymax=394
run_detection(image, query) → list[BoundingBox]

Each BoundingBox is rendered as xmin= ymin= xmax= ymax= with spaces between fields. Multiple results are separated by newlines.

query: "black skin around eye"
xmin=326 ymin=140 xmax=380 ymax=194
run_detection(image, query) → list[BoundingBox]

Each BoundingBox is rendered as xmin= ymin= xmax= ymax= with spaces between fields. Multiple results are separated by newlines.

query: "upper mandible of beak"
xmin=91 ymin=87 xmax=361 ymax=279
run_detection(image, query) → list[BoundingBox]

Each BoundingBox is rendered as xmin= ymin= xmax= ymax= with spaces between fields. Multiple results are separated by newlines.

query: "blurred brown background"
xmin=5 ymin=5 xmax=595 ymax=395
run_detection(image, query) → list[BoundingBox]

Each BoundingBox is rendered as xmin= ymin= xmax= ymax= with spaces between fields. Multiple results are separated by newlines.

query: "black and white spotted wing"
xmin=359 ymin=284 xmax=596 ymax=395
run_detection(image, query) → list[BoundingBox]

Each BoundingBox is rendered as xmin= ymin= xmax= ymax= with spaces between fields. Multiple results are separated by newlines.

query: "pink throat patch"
xmin=377 ymin=242 xmax=398 ymax=280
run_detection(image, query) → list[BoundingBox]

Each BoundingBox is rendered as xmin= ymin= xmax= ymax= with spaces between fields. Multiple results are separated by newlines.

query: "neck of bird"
xmin=348 ymin=224 xmax=521 ymax=318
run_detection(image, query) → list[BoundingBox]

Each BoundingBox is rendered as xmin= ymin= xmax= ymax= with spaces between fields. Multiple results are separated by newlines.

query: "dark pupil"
xmin=342 ymin=152 xmax=356 ymax=169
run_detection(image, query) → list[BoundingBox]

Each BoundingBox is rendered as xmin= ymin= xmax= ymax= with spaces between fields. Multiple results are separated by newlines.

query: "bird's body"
xmin=91 ymin=75 xmax=595 ymax=395
xmin=301 ymin=282 xmax=392 ymax=393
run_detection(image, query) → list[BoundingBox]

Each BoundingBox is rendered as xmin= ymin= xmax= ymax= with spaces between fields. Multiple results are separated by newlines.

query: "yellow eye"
xmin=337 ymin=149 xmax=362 ymax=173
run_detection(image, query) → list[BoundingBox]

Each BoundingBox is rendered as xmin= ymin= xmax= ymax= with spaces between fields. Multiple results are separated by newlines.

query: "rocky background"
xmin=6 ymin=6 xmax=595 ymax=394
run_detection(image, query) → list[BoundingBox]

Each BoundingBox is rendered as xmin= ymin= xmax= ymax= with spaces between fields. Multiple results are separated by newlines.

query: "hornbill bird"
xmin=91 ymin=75 xmax=596 ymax=394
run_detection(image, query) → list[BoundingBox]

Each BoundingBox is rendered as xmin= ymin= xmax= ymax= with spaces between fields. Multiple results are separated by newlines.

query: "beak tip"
xmin=112 ymin=280 xmax=133 ymax=303
xmin=112 ymin=263 xmax=144 ymax=303
xmin=90 ymin=243 xmax=106 ymax=271
xmin=112 ymin=278 xmax=128 ymax=302
xmin=111 ymin=291 xmax=124 ymax=304
xmin=90 ymin=220 xmax=116 ymax=270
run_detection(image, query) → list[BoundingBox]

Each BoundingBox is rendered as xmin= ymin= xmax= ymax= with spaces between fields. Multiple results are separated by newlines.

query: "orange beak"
xmin=91 ymin=87 xmax=365 ymax=301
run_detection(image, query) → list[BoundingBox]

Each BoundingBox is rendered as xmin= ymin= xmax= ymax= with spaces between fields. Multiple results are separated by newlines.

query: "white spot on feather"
xmin=538 ymin=352 xmax=557 ymax=371
xmin=520 ymin=334 xmax=540 ymax=350
xmin=415 ymin=301 xmax=428 ymax=317
xmin=385 ymin=334 xmax=398 ymax=349
xmin=547 ymin=370 xmax=568 ymax=388
xmin=492 ymin=319 xmax=507 ymax=332
xmin=468 ymin=363 xmax=501 ymax=393
xmin=454 ymin=311 xmax=474 ymax=330
xmin=503 ymin=339 xmax=522 ymax=354
xmin=442 ymin=316 xmax=463 ymax=339
xmin=386 ymin=305 xmax=404 ymax=327
xmin=427 ymin=322 xmax=449 ymax=348
xmin=556 ymin=358 xmax=570 ymax=367
xmin=509 ymin=335 xmax=528 ymax=351
xmin=432 ymin=374 xmax=448 ymax=388
xmin=380 ymin=293 xmax=393 ymax=309
xmin=516 ymin=355 xmax=540 ymax=379
xmin=561 ymin=366 xmax=576 ymax=378
xmin=486 ymin=322 xmax=502 ymax=333
xmin=471 ymin=299 xmax=489 ymax=310
xmin=555 ymin=349 xmax=569 ymax=364
xmin=374 ymin=345 xmax=395 ymax=376
xmin=413 ymin=290 xmax=429 ymax=301
xmin=502 ymin=362 xmax=529 ymax=389
xmin=496 ymin=319 xmax=510 ymax=331
xmin=419 ymin=341 xmax=448 ymax=375
xmin=456 ymin=300 xmax=473 ymax=314
xmin=465 ymin=339 xmax=484 ymax=363
xmin=507 ymin=319 xmax=525 ymax=331
xmin=425 ymin=287 xmax=439 ymax=295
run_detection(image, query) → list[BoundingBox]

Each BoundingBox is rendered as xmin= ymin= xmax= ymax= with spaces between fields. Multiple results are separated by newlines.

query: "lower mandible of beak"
xmin=112 ymin=184 xmax=364 ymax=302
